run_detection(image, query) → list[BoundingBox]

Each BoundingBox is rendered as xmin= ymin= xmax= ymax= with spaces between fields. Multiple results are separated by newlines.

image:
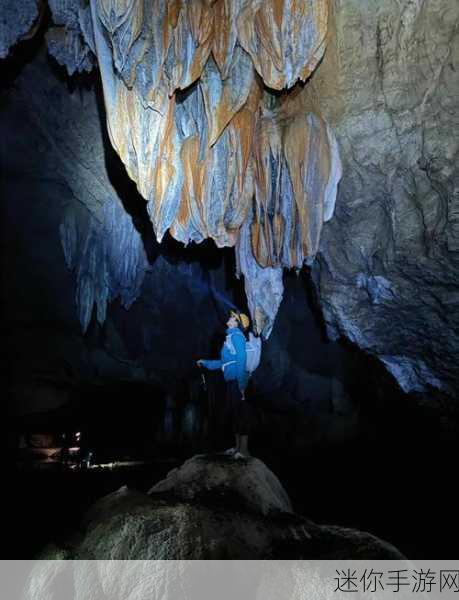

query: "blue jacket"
xmin=201 ymin=327 xmax=248 ymax=391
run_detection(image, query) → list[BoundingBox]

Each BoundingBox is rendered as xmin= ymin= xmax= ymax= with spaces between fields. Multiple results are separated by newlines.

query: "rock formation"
xmin=0 ymin=0 xmax=42 ymax=59
xmin=148 ymin=454 xmax=294 ymax=516
xmin=60 ymin=200 xmax=149 ymax=333
xmin=37 ymin=454 xmax=403 ymax=559
xmin=22 ymin=557 xmax=412 ymax=600
xmin=86 ymin=0 xmax=342 ymax=337
xmin=1 ymin=0 xmax=458 ymax=395
xmin=1 ymin=0 xmax=343 ymax=339
xmin=303 ymin=0 xmax=459 ymax=394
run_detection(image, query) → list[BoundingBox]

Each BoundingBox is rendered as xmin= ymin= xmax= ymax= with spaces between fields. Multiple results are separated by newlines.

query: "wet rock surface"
xmin=305 ymin=0 xmax=459 ymax=395
xmin=42 ymin=455 xmax=404 ymax=559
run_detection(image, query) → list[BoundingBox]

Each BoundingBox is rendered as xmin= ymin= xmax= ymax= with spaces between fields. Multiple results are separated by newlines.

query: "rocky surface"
xmin=148 ymin=454 xmax=294 ymax=516
xmin=0 ymin=0 xmax=41 ymax=59
xmin=22 ymin=558 xmax=412 ymax=600
xmin=39 ymin=454 xmax=403 ymax=559
xmin=305 ymin=0 xmax=459 ymax=394
xmin=45 ymin=0 xmax=95 ymax=74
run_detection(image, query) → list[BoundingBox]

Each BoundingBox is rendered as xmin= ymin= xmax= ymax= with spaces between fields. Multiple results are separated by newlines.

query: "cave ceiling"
xmin=0 ymin=0 xmax=342 ymax=339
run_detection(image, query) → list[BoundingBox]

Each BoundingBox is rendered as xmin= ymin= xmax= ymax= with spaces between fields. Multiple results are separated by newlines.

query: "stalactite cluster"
xmin=1 ymin=0 xmax=342 ymax=337
xmin=60 ymin=201 xmax=149 ymax=332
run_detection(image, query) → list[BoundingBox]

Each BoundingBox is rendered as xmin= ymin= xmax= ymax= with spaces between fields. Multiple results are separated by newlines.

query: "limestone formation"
xmin=60 ymin=200 xmax=149 ymax=332
xmin=237 ymin=0 xmax=329 ymax=90
xmin=236 ymin=213 xmax=284 ymax=339
xmin=4 ymin=1 xmax=457 ymax=396
xmin=0 ymin=44 xmax=148 ymax=335
xmin=0 ymin=0 xmax=41 ymax=59
xmin=301 ymin=0 xmax=459 ymax=393
xmin=0 ymin=0 xmax=342 ymax=338
xmin=251 ymin=104 xmax=342 ymax=269
xmin=32 ymin=455 xmax=403 ymax=559
xmin=46 ymin=0 xmax=96 ymax=67
xmin=148 ymin=454 xmax=294 ymax=516
xmin=85 ymin=0 xmax=341 ymax=337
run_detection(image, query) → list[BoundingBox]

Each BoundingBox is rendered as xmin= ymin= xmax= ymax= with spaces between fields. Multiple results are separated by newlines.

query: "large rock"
xmin=40 ymin=455 xmax=403 ymax=559
xmin=304 ymin=0 xmax=459 ymax=395
xmin=148 ymin=454 xmax=293 ymax=516
xmin=22 ymin=555 xmax=412 ymax=600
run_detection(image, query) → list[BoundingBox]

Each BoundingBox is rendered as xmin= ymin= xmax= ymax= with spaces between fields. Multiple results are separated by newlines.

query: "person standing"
xmin=197 ymin=311 xmax=251 ymax=459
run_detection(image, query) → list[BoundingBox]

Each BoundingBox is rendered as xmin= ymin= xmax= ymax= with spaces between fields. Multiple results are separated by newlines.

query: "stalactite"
xmin=60 ymin=200 xmax=149 ymax=332
xmin=1 ymin=0 xmax=342 ymax=338
xmin=46 ymin=0 xmax=95 ymax=74
xmin=85 ymin=0 xmax=340 ymax=336
xmin=236 ymin=213 xmax=284 ymax=339
xmin=251 ymin=108 xmax=342 ymax=269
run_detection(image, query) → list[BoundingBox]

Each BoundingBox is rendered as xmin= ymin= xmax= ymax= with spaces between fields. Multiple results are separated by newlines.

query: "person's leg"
xmin=238 ymin=434 xmax=249 ymax=456
xmin=223 ymin=380 xmax=239 ymax=455
xmin=233 ymin=389 xmax=252 ymax=459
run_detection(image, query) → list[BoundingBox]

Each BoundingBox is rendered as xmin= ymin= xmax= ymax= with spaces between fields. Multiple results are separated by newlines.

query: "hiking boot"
xmin=232 ymin=451 xmax=247 ymax=461
xmin=222 ymin=447 xmax=237 ymax=456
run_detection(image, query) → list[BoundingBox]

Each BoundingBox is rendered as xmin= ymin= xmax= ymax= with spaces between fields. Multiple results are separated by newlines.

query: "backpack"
xmin=246 ymin=332 xmax=262 ymax=374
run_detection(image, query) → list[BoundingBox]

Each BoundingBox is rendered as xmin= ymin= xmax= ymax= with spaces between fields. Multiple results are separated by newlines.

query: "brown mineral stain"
xmin=93 ymin=0 xmax=335 ymax=260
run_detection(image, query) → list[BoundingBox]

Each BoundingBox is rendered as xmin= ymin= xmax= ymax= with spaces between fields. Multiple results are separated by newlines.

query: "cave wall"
xmin=302 ymin=0 xmax=459 ymax=395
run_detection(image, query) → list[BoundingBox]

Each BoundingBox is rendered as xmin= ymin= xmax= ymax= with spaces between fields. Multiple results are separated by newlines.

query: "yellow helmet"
xmin=231 ymin=310 xmax=250 ymax=330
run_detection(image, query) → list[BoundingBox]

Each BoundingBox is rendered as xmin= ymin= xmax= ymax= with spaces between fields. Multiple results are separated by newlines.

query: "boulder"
xmin=148 ymin=454 xmax=293 ymax=516
xmin=22 ymin=554 xmax=410 ymax=600
xmin=40 ymin=455 xmax=403 ymax=560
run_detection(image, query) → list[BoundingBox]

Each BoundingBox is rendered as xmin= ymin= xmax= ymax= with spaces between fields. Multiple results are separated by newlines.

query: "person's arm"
xmin=197 ymin=359 xmax=222 ymax=370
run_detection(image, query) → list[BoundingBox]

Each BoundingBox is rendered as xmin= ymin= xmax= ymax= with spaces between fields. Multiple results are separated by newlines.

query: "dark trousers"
xmin=226 ymin=380 xmax=253 ymax=435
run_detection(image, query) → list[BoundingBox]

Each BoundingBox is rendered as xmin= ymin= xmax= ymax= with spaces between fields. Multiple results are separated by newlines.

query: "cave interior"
xmin=1 ymin=0 xmax=459 ymax=560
